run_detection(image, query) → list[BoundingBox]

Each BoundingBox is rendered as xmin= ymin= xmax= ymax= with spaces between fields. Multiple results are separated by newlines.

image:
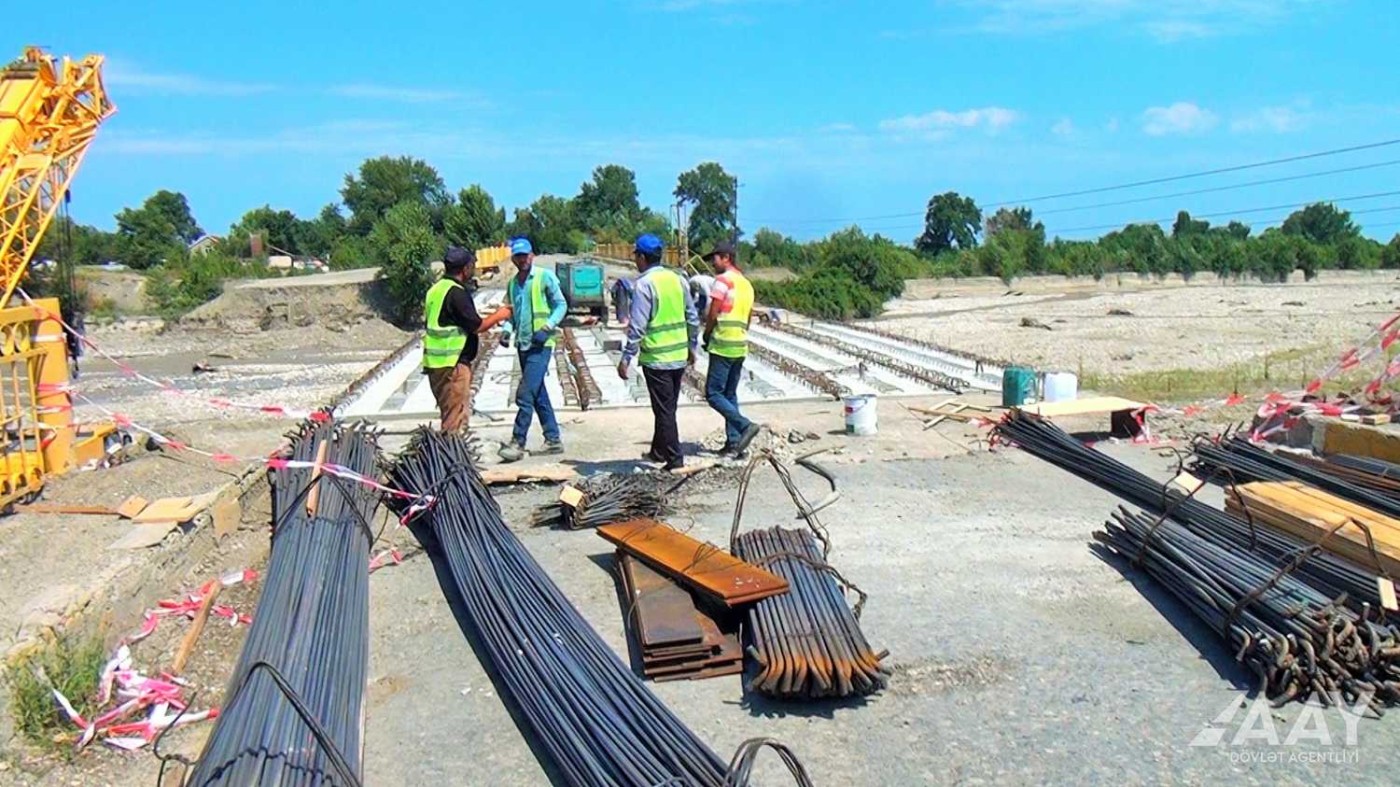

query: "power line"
xmin=1036 ymin=159 xmax=1400 ymax=217
xmin=992 ymin=137 xmax=1400 ymax=206
xmin=745 ymin=136 xmax=1400 ymax=228
xmin=1045 ymin=189 xmax=1400 ymax=235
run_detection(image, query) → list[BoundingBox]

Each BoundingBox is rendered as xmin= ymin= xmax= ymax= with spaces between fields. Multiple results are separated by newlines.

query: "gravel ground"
xmin=876 ymin=280 xmax=1400 ymax=379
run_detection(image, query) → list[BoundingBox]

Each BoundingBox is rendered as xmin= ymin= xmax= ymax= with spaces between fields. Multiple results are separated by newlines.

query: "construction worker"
xmin=609 ymin=276 xmax=635 ymax=326
xmin=688 ymin=270 xmax=714 ymax=320
xmin=701 ymin=242 xmax=761 ymax=457
xmin=478 ymin=238 xmax=568 ymax=462
xmin=617 ymin=233 xmax=699 ymax=471
xmin=422 ymin=247 xmax=482 ymax=433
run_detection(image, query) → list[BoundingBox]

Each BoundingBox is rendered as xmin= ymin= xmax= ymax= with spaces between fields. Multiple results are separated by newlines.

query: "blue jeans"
xmin=513 ymin=345 xmax=560 ymax=446
xmin=706 ymin=355 xmax=751 ymax=446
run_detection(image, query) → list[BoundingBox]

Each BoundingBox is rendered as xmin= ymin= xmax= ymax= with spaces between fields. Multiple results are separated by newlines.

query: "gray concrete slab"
xmin=362 ymin=445 xmax=1399 ymax=785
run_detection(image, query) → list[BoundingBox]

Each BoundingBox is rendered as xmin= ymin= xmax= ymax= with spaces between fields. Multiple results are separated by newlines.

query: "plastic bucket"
xmin=1043 ymin=371 xmax=1079 ymax=403
xmin=1002 ymin=366 xmax=1038 ymax=407
xmin=844 ymin=394 xmax=878 ymax=436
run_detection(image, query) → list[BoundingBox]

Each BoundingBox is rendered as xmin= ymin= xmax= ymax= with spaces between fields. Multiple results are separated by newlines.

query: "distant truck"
xmin=556 ymin=259 xmax=608 ymax=323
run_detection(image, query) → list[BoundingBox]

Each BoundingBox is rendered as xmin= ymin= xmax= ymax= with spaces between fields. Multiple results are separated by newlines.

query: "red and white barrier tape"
xmin=17 ymin=287 xmax=324 ymax=422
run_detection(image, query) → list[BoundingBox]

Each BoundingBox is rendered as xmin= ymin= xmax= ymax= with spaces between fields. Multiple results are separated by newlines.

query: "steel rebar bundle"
xmin=562 ymin=327 xmax=602 ymax=409
xmin=530 ymin=471 xmax=684 ymax=530
xmin=771 ymin=322 xmax=965 ymax=394
xmin=388 ymin=429 xmax=737 ymax=786
xmin=732 ymin=527 xmax=888 ymax=700
xmin=189 ymin=418 xmax=381 ymax=787
xmin=1096 ymin=506 xmax=1400 ymax=712
xmin=553 ymin=340 xmax=583 ymax=408
xmin=994 ymin=412 xmax=1388 ymax=609
xmin=1192 ymin=436 xmax=1400 ymax=520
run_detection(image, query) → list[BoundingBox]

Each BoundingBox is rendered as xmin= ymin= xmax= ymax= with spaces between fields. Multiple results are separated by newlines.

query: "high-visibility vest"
xmin=507 ymin=270 xmax=557 ymax=348
xmin=639 ymin=269 xmax=689 ymax=367
xmin=423 ymin=279 xmax=467 ymax=369
xmin=707 ymin=270 xmax=754 ymax=359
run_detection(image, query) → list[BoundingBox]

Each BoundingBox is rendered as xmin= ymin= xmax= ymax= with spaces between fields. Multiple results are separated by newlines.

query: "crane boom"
xmin=0 ymin=46 xmax=114 ymax=308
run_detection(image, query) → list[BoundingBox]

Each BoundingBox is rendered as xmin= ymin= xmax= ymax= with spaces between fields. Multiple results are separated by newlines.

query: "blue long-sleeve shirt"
xmin=503 ymin=266 xmax=567 ymax=339
xmin=622 ymin=265 xmax=699 ymax=369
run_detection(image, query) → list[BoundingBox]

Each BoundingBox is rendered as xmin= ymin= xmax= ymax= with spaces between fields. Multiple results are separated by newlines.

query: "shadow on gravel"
xmin=1090 ymin=544 xmax=1255 ymax=693
xmin=405 ymin=518 xmax=571 ymax=787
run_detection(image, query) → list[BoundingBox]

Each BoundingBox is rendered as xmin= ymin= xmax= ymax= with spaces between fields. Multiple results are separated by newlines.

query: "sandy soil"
xmin=875 ymin=281 xmax=1400 ymax=382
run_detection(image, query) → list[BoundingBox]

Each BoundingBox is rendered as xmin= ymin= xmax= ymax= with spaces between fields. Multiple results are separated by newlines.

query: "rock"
xmin=1107 ymin=308 xmax=1133 ymax=316
xmin=1282 ymin=300 xmax=1304 ymax=307
xmin=1019 ymin=317 xmax=1053 ymax=331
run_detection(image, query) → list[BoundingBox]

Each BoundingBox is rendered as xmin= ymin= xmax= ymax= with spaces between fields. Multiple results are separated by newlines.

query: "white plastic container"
xmin=1043 ymin=371 xmax=1079 ymax=403
xmin=843 ymin=394 xmax=878 ymax=436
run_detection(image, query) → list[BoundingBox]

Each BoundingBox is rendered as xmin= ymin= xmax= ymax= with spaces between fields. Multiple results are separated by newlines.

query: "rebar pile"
xmin=531 ymin=471 xmax=681 ymax=530
xmin=732 ymin=527 xmax=888 ymax=700
xmin=1097 ymin=506 xmax=1400 ymax=712
xmin=562 ymin=327 xmax=602 ymax=409
xmin=1322 ymin=454 xmax=1400 ymax=498
xmin=552 ymin=341 xmax=583 ymax=408
xmin=388 ymin=429 xmax=735 ymax=786
xmin=995 ymin=412 xmax=1388 ymax=608
xmin=772 ymin=322 xmax=965 ymax=394
xmin=1193 ymin=436 xmax=1400 ymax=519
xmin=189 ymin=419 xmax=380 ymax=786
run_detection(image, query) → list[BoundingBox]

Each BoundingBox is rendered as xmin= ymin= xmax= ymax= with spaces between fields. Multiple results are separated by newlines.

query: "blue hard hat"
xmin=510 ymin=238 xmax=533 ymax=256
xmin=634 ymin=233 xmax=664 ymax=255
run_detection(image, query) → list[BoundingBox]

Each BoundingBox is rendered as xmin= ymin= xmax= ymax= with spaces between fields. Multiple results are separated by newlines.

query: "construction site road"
xmin=361 ymin=438 xmax=1400 ymax=785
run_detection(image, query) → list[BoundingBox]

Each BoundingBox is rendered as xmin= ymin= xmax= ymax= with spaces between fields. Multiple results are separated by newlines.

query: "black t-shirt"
xmin=436 ymin=282 xmax=482 ymax=366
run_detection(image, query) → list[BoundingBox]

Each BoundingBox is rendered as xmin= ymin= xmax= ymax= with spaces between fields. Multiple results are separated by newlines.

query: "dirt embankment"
xmin=177 ymin=268 xmax=395 ymax=332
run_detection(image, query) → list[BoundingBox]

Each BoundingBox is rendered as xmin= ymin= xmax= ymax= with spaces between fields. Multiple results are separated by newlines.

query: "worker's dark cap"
xmin=444 ymin=246 xmax=476 ymax=271
xmin=703 ymin=241 xmax=736 ymax=260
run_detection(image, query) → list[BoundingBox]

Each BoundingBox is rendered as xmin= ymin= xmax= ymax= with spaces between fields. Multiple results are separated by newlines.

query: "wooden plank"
xmin=1229 ymin=481 xmax=1400 ymax=578
xmin=1019 ymin=396 xmax=1146 ymax=418
xmin=16 ymin=503 xmax=117 ymax=515
xmin=599 ymin=519 xmax=789 ymax=607
xmin=116 ymin=495 xmax=149 ymax=519
xmin=1363 ymin=414 xmax=1393 ymax=426
xmin=171 ymin=583 xmax=221 ymax=674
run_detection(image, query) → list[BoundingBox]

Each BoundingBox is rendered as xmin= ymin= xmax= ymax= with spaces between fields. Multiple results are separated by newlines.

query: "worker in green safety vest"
xmin=617 ymin=234 xmax=699 ymax=471
xmin=478 ymin=238 xmax=568 ymax=462
xmin=700 ymin=241 xmax=761 ymax=458
xmin=422 ymin=247 xmax=481 ymax=433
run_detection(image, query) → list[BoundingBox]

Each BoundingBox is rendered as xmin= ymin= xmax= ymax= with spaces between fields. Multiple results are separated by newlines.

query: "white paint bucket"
xmin=844 ymin=394 xmax=878 ymax=436
xmin=1044 ymin=371 xmax=1079 ymax=403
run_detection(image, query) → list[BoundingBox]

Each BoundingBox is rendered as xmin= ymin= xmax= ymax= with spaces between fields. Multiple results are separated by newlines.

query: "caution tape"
xmin=17 ymin=287 xmax=325 ymax=422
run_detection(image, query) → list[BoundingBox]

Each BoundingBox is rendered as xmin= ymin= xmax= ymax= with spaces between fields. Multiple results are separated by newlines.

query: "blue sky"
xmin=16 ymin=0 xmax=1400 ymax=242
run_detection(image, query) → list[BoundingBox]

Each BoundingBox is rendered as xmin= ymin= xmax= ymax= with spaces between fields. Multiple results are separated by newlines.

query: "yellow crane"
xmin=0 ymin=46 xmax=117 ymax=507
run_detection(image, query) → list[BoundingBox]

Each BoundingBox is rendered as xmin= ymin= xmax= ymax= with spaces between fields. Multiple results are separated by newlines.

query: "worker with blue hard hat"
xmin=618 ymin=233 xmax=699 ymax=471
xmin=478 ymin=237 xmax=569 ymax=462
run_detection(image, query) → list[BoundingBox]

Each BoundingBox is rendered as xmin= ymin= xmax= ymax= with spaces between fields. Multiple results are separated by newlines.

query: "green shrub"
xmin=8 ymin=635 xmax=106 ymax=747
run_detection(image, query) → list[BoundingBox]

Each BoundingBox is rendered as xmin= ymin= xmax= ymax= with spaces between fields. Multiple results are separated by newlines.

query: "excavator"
xmin=0 ymin=46 xmax=118 ymax=508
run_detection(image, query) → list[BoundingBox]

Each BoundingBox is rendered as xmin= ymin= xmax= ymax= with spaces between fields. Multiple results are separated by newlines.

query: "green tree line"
xmin=38 ymin=157 xmax=742 ymax=322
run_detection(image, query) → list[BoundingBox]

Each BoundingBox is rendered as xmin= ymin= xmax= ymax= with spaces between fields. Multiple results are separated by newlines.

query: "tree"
xmin=1383 ymin=234 xmax=1400 ymax=269
xmin=372 ymin=202 xmax=439 ymax=325
xmin=115 ymin=190 xmax=203 ymax=269
xmin=675 ymin=162 xmax=739 ymax=251
xmin=1222 ymin=221 xmax=1252 ymax=241
xmin=506 ymin=195 xmax=583 ymax=254
xmin=985 ymin=206 xmax=1040 ymax=238
xmin=1171 ymin=210 xmax=1211 ymax=238
xmin=341 ymin=156 xmax=450 ymax=236
xmin=576 ymin=165 xmax=641 ymax=231
xmin=230 ymin=205 xmax=301 ymax=255
xmin=1281 ymin=202 xmax=1359 ymax=245
xmin=916 ymin=192 xmax=981 ymax=255
xmin=443 ymin=185 xmax=506 ymax=249
xmin=293 ymin=204 xmax=348 ymax=259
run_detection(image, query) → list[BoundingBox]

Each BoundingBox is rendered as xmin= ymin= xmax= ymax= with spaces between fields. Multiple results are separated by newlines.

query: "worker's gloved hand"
xmin=531 ymin=329 xmax=552 ymax=348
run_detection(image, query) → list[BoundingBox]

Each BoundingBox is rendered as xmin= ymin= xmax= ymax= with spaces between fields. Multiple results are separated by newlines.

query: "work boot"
xmin=498 ymin=442 xmax=525 ymax=463
xmin=540 ymin=439 xmax=565 ymax=455
xmin=641 ymin=450 xmax=664 ymax=463
xmin=733 ymin=423 xmax=762 ymax=454
xmin=662 ymin=459 xmax=684 ymax=472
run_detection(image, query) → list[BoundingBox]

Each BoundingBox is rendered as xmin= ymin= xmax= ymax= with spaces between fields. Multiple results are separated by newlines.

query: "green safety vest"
xmin=423 ymin=279 xmax=467 ymax=369
xmin=640 ymin=269 xmax=689 ymax=366
xmin=707 ymin=270 xmax=754 ymax=359
xmin=507 ymin=270 xmax=557 ymax=348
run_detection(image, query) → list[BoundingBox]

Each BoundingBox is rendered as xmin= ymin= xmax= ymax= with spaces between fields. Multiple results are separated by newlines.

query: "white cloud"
xmin=1141 ymin=102 xmax=1218 ymax=136
xmin=1105 ymin=117 xmax=1121 ymax=133
xmin=329 ymin=84 xmax=480 ymax=104
xmin=105 ymin=61 xmax=277 ymax=96
xmin=945 ymin=0 xmax=1318 ymax=42
xmin=1050 ymin=118 xmax=1075 ymax=137
xmin=1230 ymin=106 xmax=1307 ymax=134
xmin=879 ymin=107 xmax=1020 ymax=134
xmin=820 ymin=122 xmax=857 ymax=133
